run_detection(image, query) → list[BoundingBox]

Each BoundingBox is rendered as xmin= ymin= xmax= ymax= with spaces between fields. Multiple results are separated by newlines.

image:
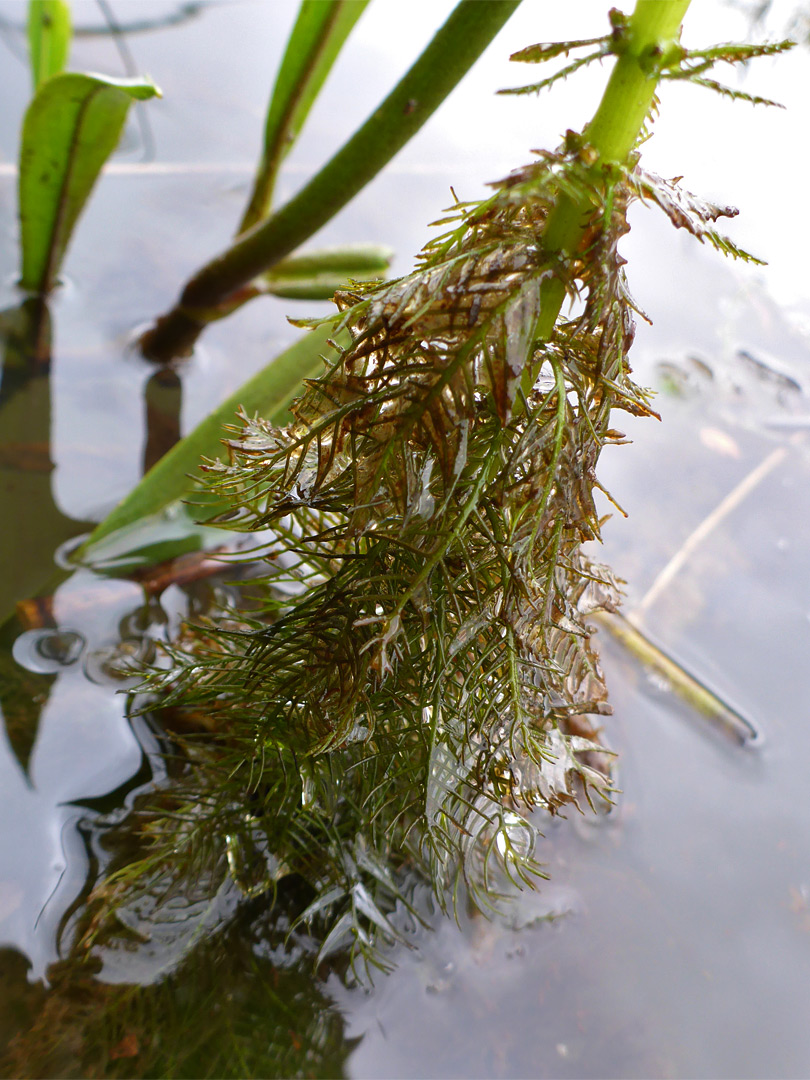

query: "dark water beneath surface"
xmin=1 ymin=1 xmax=809 ymax=1076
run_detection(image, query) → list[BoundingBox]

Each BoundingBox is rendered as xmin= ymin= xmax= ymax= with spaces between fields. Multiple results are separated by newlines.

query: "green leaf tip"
xmin=261 ymin=242 xmax=394 ymax=300
xmin=18 ymin=71 xmax=161 ymax=294
xmin=83 ymin=72 xmax=163 ymax=100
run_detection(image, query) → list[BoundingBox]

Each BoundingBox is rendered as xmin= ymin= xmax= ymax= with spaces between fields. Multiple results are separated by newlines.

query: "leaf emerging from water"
xmin=19 ymin=72 xmax=160 ymax=293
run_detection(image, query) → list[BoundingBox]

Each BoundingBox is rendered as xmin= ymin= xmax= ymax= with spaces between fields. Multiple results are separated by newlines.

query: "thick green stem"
xmin=532 ymin=0 xmax=692 ymax=347
xmin=140 ymin=0 xmax=521 ymax=362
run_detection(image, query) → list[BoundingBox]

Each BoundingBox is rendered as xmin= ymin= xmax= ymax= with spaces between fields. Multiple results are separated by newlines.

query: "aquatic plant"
xmin=3 ymin=0 xmax=525 ymax=594
xmin=69 ymin=1 xmax=791 ymax=977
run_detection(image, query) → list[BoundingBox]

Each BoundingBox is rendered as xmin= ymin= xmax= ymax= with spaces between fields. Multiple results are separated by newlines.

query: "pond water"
xmin=1 ymin=1 xmax=810 ymax=1077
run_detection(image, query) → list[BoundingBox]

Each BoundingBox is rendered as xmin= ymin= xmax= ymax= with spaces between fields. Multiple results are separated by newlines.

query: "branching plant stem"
xmin=525 ymin=0 xmax=691 ymax=379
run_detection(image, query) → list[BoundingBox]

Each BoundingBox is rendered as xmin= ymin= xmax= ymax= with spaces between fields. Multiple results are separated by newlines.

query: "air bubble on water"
xmin=119 ymin=602 xmax=168 ymax=640
xmin=54 ymin=534 xmax=92 ymax=569
xmin=12 ymin=628 xmax=86 ymax=674
xmin=647 ymin=670 xmax=672 ymax=694
xmin=83 ymin=639 xmax=154 ymax=686
xmin=496 ymin=810 xmax=533 ymax=861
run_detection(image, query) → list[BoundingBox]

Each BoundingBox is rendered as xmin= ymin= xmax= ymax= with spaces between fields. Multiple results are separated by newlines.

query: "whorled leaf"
xmin=97 ymin=141 xmax=663 ymax=970
xmin=630 ymin=166 xmax=764 ymax=262
xmin=660 ymin=38 xmax=795 ymax=84
xmin=498 ymin=10 xmax=626 ymax=98
xmin=497 ymin=48 xmax=610 ymax=97
xmin=83 ymin=127 xmax=766 ymax=966
xmin=684 ymin=77 xmax=785 ymax=108
xmin=500 ymin=14 xmax=793 ymax=105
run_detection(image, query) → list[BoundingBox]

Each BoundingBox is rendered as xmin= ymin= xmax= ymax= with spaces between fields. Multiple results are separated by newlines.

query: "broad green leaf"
xmin=239 ymin=0 xmax=371 ymax=232
xmin=78 ymin=321 xmax=342 ymax=559
xmin=27 ymin=0 xmax=71 ymax=89
xmin=263 ymin=242 xmax=393 ymax=299
xmin=19 ymin=72 xmax=161 ymax=294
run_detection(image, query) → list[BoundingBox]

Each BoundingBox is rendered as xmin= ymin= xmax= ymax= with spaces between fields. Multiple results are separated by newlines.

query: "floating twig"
xmin=596 ymin=610 xmax=761 ymax=745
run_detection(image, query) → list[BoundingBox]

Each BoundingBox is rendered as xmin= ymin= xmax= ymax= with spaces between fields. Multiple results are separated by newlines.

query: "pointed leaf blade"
xmin=239 ymin=0 xmax=371 ymax=231
xmin=19 ymin=72 xmax=161 ymax=294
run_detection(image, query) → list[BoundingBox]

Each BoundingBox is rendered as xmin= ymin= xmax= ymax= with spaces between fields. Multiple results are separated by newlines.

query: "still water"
xmin=1 ymin=1 xmax=809 ymax=1076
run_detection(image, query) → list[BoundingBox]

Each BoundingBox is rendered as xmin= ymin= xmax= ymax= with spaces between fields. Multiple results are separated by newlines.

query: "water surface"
xmin=1 ymin=2 xmax=809 ymax=1076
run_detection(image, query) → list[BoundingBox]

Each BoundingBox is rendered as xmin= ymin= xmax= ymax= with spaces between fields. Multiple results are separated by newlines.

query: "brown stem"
xmin=139 ymin=307 xmax=207 ymax=362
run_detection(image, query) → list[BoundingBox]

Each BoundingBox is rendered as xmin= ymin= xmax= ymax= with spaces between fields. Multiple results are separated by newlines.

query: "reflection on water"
xmin=12 ymin=628 xmax=87 ymax=673
xmin=1 ymin=0 xmax=810 ymax=1076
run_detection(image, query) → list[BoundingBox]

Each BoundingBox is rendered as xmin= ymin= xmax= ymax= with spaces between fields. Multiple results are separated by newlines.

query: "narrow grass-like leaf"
xmin=19 ymin=72 xmax=160 ymax=294
xmin=239 ymin=0 xmax=371 ymax=233
xmin=27 ymin=0 xmax=71 ymax=90
xmin=78 ymin=321 xmax=342 ymax=557
xmin=265 ymin=244 xmax=393 ymax=280
xmin=262 ymin=242 xmax=393 ymax=299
